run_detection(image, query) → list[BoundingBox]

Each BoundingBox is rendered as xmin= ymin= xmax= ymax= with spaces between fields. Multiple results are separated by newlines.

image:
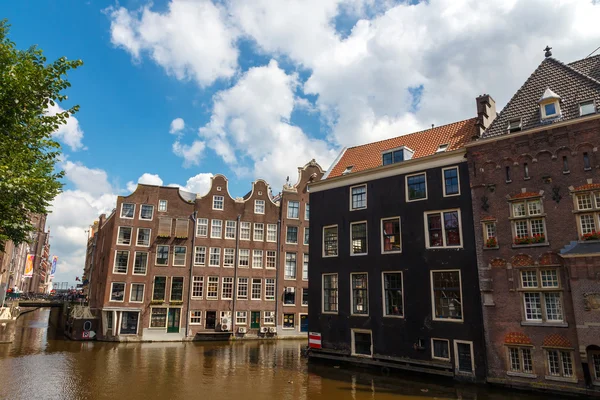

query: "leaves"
xmin=0 ymin=19 xmax=82 ymax=251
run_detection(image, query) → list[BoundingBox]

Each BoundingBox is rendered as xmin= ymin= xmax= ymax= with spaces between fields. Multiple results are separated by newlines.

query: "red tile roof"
xmin=510 ymin=192 xmax=541 ymax=200
xmin=326 ymin=118 xmax=478 ymax=179
xmin=543 ymin=334 xmax=572 ymax=348
xmin=573 ymin=183 xmax=600 ymax=191
xmin=504 ymin=332 xmax=532 ymax=345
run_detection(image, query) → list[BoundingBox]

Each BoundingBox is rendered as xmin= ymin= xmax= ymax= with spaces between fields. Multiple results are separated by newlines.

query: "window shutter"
xmin=158 ymin=218 xmax=172 ymax=237
xmin=175 ymin=218 xmax=189 ymax=238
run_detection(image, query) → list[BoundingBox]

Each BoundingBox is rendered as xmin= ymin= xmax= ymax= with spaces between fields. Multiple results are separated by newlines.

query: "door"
xmin=250 ymin=311 xmax=260 ymax=329
xmin=206 ymin=311 xmax=217 ymax=330
xmin=167 ymin=308 xmax=180 ymax=333
xmin=300 ymin=315 xmax=308 ymax=332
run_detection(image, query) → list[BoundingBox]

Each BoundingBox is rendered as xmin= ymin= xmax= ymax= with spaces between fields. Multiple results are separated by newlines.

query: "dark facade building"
xmin=308 ymin=103 xmax=492 ymax=381
xmin=467 ymin=52 xmax=600 ymax=394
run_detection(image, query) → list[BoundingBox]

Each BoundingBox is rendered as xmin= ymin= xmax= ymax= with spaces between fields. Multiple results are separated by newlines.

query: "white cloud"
xmin=61 ymin=161 xmax=112 ymax=197
xmin=46 ymin=103 xmax=85 ymax=151
xmin=126 ymin=173 xmax=164 ymax=192
xmin=172 ymin=139 xmax=206 ymax=167
xmin=169 ymin=117 xmax=185 ymax=134
xmin=168 ymin=172 xmax=214 ymax=196
xmin=106 ymin=0 xmax=239 ymax=87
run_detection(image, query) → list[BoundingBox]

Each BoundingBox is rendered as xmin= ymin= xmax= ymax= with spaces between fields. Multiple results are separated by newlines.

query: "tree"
xmin=0 ymin=20 xmax=83 ymax=251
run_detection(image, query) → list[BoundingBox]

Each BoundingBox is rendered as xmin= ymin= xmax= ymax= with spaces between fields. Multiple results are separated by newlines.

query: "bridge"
xmin=17 ymin=300 xmax=65 ymax=308
xmin=0 ymin=300 xmax=70 ymax=343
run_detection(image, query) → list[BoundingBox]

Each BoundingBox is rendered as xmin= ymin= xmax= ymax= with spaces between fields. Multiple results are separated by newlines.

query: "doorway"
xmin=250 ymin=311 xmax=260 ymax=329
xmin=300 ymin=314 xmax=308 ymax=332
xmin=167 ymin=308 xmax=180 ymax=333
xmin=206 ymin=311 xmax=217 ymax=330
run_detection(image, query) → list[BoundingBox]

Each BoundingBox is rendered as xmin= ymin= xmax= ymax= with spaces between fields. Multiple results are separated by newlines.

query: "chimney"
xmin=475 ymin=94 xmax=497 ymax=137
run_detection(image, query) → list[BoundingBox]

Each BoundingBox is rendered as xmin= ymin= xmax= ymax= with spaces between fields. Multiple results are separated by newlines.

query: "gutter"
xmin=275 ymin=218 xmax=281 ymax=333
xmin=185 ymin=211 xmax=197 ymax=337
xmin=231 ymin=214 xmax=241 ymax=334
xmin=321 ymin=147 xmax=347 ymax=180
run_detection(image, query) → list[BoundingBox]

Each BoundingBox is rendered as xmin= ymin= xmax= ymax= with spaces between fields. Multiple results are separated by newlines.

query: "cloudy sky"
xmin=5 ymin=0 xmax=600 ymax=285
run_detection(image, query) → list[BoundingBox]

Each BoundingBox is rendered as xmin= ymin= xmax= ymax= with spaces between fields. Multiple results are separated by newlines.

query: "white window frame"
xmin=252 ymin=249 xmax=263 ymax=269
xmin=191 ymin=276 xmax=204 ymax=299
xmin=169 ymin=277 xmax=185 ymax=302
xmin=350 ymin=272 xmax=369 ymax=316
xmin=579 ymin=99 xmax=596 ymax=116
xmin=129 ymin=283 xmax=145 ymax=303
xmin=251 ymin=278 xmax=262 ymax=300
xmin=238 ymin=249 xmax=250 ymax=268
xmin=284 ymin=252 xmax=296 ymax=280
xmin=158 ymin=199 xmax=167 ymax=212
xmin=287 ymin=200 xmax=300 ymax=219
xmin=544 ymin=348 xmax=575 ymax=380
xmin=541 ymin=100 xmax=560 ymax=119
xmin=430 ymin=269 xmax=464 ymax=323
xmin=136 ymin=228 xmax=151 ymax=247
xmin=253 ymin=223 xmax=264 ymax=242
xmin=237 ymin=277 xmax=248 ymax=300
xmin=322 ymin=273 xmax=338 ymax=314
xmin=194 ymin=246 xmax=206 ymax=267
xmin=349 ymin=184 xmax=367 ymax=211
xmin=221 ymin=277 xmax=233 ymax=300
xmin=506 ymin=345 xmax=535 ymax=376
xmin=110 ymin=282 xmax=126 ymax=302
xmin=149 ymin=307 xmax=168 ymax=329
xmin=283 ymin=286 xmax=296 ymax=306
xmin=212 ymin=195 xmax=224 ymax=210
xmin=381 ymin=271 xmax=404 ymax=318
xmin=431 ymin=338 xmax=451 ymax=361
xmin=286 ymin=225 xmax=299 ymax=245
xmin=380 ymin=217 xmax=402 ymax=254
xmin=301 ymin=288 xmax=308 ymax=306
xmin=424 ymin=209 xmax=463 ymax=249
xmin=209 ymin=247 xmax=221 ymax=267
xmin=132 ymin=251 xmax=148 ymax=275
xmin=240 ymin=222 xmax=251 ymax=241
xmin=351 ymin=329 xmax=373 ymax=358
xmin=266 ymin=250 xmax=276 ymax=269
xmin=152 ymin=276 xmax=167 ymax=302
xmin=155 ymin=245 xmax=169 ymax=266
xmin=211 ymin=220 xmax=223 ymax=239
xmin=442 ymin=166 xmax=461 ymax=197
xmin=519 ymin=268 xmax=564 ymax=324
xmin=305 ymin=204 xmax=310 ymax=220
xmin=350 ymin=221 xmax=368 ymax=256
xmin=263 ymin=311 xmax=275 ymax=325
xmin=113 ymin=250 xmax=129 ymax=274
xmin=510 ymin=198 xmax=547 ymax=245
xmin=120 ymin=203 xmax=135 ymax=219
xmin=303 ymin=227 xmax=309 ymax=246
xmin=225 ymin=220 xmax=236 ymax=240
xmin=322 ymin=225 xmax=338 ymax=257
xmin=265 ymin=278 xmax=275 ymax=301
xmin=405 ymin=172 xmax=428 ymax=202
xmin=139 ymin=204 xmax=154 ymax=221
xmin=453 ymin=340 xmax=475 ymax=376
xmin=116 ymin=226 xmax=133 ymax=246
xmin=206 ymin=277 xmax=219 ymax=300
xmin=223 ymin=248 xmax=235 ymax=268
xmin=302 ymin=254 xmax=308 ymax=281
xmin=282 ymin=312 xmax=296 ymax=330
xmin=196 ymin=218 xmax=208 ymax=237
xmin=266 ymin=224 xmax=277 ymax=242
xmin=172 ymin=246 xmax=187 ymax=267
xmin=189 ymin=311 xmax=202 ymax=325
xmin=482 ymin=221 xmax=498 ymax=248
xmin=590 ymin=350 xmax=600 ymax=384
xmin=236 ymin=311 xmax=247 ymax=325
xmin=254 ymin=200 xmax=265 ymax=214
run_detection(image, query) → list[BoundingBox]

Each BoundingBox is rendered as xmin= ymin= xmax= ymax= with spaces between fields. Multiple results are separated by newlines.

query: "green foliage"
xmin=0 ymin=20 xmax=83 ymax=251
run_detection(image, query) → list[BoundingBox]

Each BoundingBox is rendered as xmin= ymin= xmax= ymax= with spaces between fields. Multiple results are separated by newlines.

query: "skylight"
xmin=342 ymin=166 xmax=353 ymax=175
xmin=436 ymin=144 xmax=449 ymax=153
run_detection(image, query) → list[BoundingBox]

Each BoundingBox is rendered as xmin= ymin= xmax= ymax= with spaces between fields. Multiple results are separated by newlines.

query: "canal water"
xmin=0 ymin=309 xmax=563 ymax=400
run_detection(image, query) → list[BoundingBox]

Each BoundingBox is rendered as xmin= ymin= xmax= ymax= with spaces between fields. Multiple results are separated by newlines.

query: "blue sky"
xmin=4 ymin=0 xmax=600 ymax=284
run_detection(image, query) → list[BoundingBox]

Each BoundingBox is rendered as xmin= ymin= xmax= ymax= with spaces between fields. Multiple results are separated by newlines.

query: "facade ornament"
xmin=481 ymin=195 xmax=490 ymax=212
xmin=551 ymin=185 xmax=562 ymax=203
xmin=583 ymin=293 xmax=600 ymax=311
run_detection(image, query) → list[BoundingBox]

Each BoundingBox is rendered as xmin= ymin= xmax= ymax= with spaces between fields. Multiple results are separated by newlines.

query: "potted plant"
xmin=514 ymin=236 xmax=532 ymax=245
xmin=485 ymin=237 xmax=498 ymax=248
xmin=582 ymin=230 xmax=600 ymax=241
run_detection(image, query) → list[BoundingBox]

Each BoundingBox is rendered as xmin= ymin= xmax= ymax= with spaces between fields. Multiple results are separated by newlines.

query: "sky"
xmin=4 ymin=0 xmax=600 ymax=285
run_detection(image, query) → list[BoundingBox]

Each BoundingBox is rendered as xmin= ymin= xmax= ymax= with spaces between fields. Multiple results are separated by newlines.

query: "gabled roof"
xmin=482 ymin=56 xmax=600 ymax=139
xmin=326 ymin=118 xmax=477 ymax=179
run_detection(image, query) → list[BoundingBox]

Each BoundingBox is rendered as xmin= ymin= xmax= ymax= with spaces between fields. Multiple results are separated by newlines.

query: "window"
xmin=350 ymin=221 xmax=368 ymax=255
xmin=173 ymin=246 xmax=186 ymax=266
xmin=238 ymin=249 xmax=250 ymax=267
xmin=207 ymin=277 xmax=219 ymax=299
xmin=283 ymin=313 xmax=295 ymax=329
xmin=323 ymin=225 xmax=338 ymax=257
xmin=140 ymin=205 xmax=154 ymax=220
xmin=382 ymin=148 xmax=407 ymax=165
xmin=580 ymin=100 xmax=596 ymax=116
xmin=117 ymin=227 xmax=132 ymax=245
xmin=120 ymin=312 xmax=140 ymax=333
xmin=223 ymin=248 xmax=235 ymax=267
xmin=110 ymin=282 xmax=125 ymax=302
xmin=425 ymin=210 xmax=462 ymax=248
xmin=240 ymin=222 xmax=251 ymax=240
xmin=584 ymin=152 xmax=591 ymax=170
xmin=454 ymin=341 xmax=474 ymax=375
xmin=543 ymin=102 xmax=559 ymax=118
xmin=383 ymin=272 xmax=403 ymax=317
xmin=323 ymin=274 xmax=338 ymax=313
xmin=436 ymin=143 xmax=449 ymax=153
xmin=266 ymin=224 xmax=277 ymax=242
xmin=113 ymin=251 xmax=129 ymax=274
xmin=443 ymin=167 xmax=460 ymax=196
xmin=508 ymin=118 xmax=522 ymax=133
xmin=150 ymin=308 xmax=167 ymax=328
xmin=253 ymin=223 xmax=264 ymax=241
xmin=158 ymin=200 xmax=167 ymax=212
xmin=121 ymin=203 xmax=135 ymax=218
xmin=252 ymin=250 xmax=263 ymax=268
xmin=352 ymin=330 xmax=372 ymax=357
xmin=196 ymin=218 xmax=208 ymax=237
xmin=432 ymin=339 xmax=450 ymax=361
xmin=254 ymin=200 xmax=265 ymax=214
xmin=266 ymin=251 xmax=276 ymax=269
xmin=381 ymin=217 xmax=401 ymax=253
xmin=431 ymin=270 xmax=463 ymax=321
xmin=264 ymin=311 xmax=275 ymax=325
xmin=574 ymin=191 xmax=600 ymax=240
xmin=506 ymin=166 xmax=511 ymax=182
xmin=209 ymin=248 xmax=220 ymax=267
xmin=303 ymin=228 xmax=309 ymax=245
xmin=591 ymin=351 xmax=600 ymax=383
xmin=305 ymin=204 xmax=310 ymax=220
xmin=520 ymin=269 xmax=563 ymax=323
xmin=136 ymin=228 xmax=151 ymax=246
xmin=285 ymin=253 xmax=296 ymax=279
xmin=524 ymin=163 xmax=530 ymax=179
xmin=190 ymin=311 xmax=202 ymax=325
xmin=350 ymin=185 xmax=367 ymax=210
xmin=351 ymin=273 xmax=368 ymax=315
xmin=483 ymin=221 xmax=498 ymax=248
xmin=170 ymin=277 xmax=184 ymax=301
xmin=286 ymin=226 xmax=298 ymax=244
xmin=213 ymin=195 xmax=224 ymax=210
xmin=156 ymin=245 xmax=169 ymax=266
xmin=211 ymin=220 xmax=222 ymax=238
xmin=507 ymin=347 xmax=534 ymax=374
xmin=191 ymin=276 xmax=203 ymax=299
xmin=133 ymin=252 xmax=148 ymax=275
xmin=194 ymin=246 xmax=206 ymax=266
xmin=406 ymin=173 xmax=427 ymax=201
xmin=222 ymin=277 xmax=233 ymax=299
xmin=225 ymin=220 xmax=236 ymax=239
xmin=510 ymin=199 xmax=546 ymax=245
xmin=287 ymin=201 xmax=300 ymax=219
xmin=302 ymin=288 xmax=308 ymax=306
xmin=106 ymin=311 xmax=113 ymax=330
xmin=236 ymin=311 xmax=247 ymax=325
xmin=284 ymin=287 xmax=295 ymax=305
xmin=251 ymin=278 xmax=261 ymax=300
xmin=158 ymin=217 xmax=171 ymax=238
xmin=265 ymin=278 xmax=275 ymax=301
xmin=237 ymin=278 xmax=248 ymax=299
xmin=176 ymin=219 xmax=189 ymax=239
xmin=302 ymin=254 xmax=308 ymax=280
xmin=546 ymin=349 xmax=574 ymax=378
xmin=153 ymin=277 xmax=166 ymax=301
xmin=563 ymin=156 xmax=569 ymax=173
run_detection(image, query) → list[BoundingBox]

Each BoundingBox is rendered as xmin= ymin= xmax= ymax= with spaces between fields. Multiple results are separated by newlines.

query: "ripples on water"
xmin=0 ymin=309 xmax=562 ymax=400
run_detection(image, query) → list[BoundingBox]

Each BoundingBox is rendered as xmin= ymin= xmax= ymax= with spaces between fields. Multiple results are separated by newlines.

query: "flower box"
xmin=485 ymin=237 xmax=497 ymax=248
xmin=582 ymin=231 xmax=600 ymax=241
xmin=514 ymin=234 xmax=546 ymax=245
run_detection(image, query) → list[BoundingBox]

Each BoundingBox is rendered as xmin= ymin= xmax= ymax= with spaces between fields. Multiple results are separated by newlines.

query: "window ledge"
xmin=563 ymin=170 xmax=571 ymax=175
xmin=520 ymin=321 xmax=568 ymax=328
xmin=578 ymin=239 xmax=600 ymax=244
xmin=483 ymin=246 xmax=499 ymax=250
xmin=507 ymin=371 xmax=537 ymax=379
xmin=585 ymin=167 xmax=593 ymax=172
xmin=512 ymin=243 xmax=550 ymax=249
xmin=524 ymin=177 xmax=531 ymax=181
xmin=505 ymin=180 xmax=512 ymax=184
xmin=544 ymin=375 xmax=577 ymax=384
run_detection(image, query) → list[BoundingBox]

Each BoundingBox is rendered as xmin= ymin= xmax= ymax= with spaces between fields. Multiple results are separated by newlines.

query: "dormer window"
xmin=436 ymin=144 xmax=449 ymax=153
xmin=508 ymin=118 xmax=522 ymax=133
xmin=382 ymin=146 xmax=414 ymax=166
xmin=538 ymin=88 xmax=561 ymax=120
xmin=580 ymin=100 xmax=596 ymax=116
xmin=342 ymin=166 xmax=353 ymax=175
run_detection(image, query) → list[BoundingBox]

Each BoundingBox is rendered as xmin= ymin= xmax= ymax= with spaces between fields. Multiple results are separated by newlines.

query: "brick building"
xmin=467 ymin=52 xmax=600 ymax=394
xmin=88 ymin=161 xmax=321 ymax=341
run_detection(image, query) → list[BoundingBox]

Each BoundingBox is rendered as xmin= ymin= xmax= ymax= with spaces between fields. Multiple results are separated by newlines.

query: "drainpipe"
xmin=275 ymin=218 xmax=281 ymax=333
xmin=231 ymin=214 xmax=241 ymax=334
xmin=185 ymin=211 xmax=197 ymax=337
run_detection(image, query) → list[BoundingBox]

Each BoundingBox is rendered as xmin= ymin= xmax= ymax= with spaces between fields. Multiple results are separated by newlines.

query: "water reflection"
xmin=0 ymin=310 xmax=563 ymax=400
